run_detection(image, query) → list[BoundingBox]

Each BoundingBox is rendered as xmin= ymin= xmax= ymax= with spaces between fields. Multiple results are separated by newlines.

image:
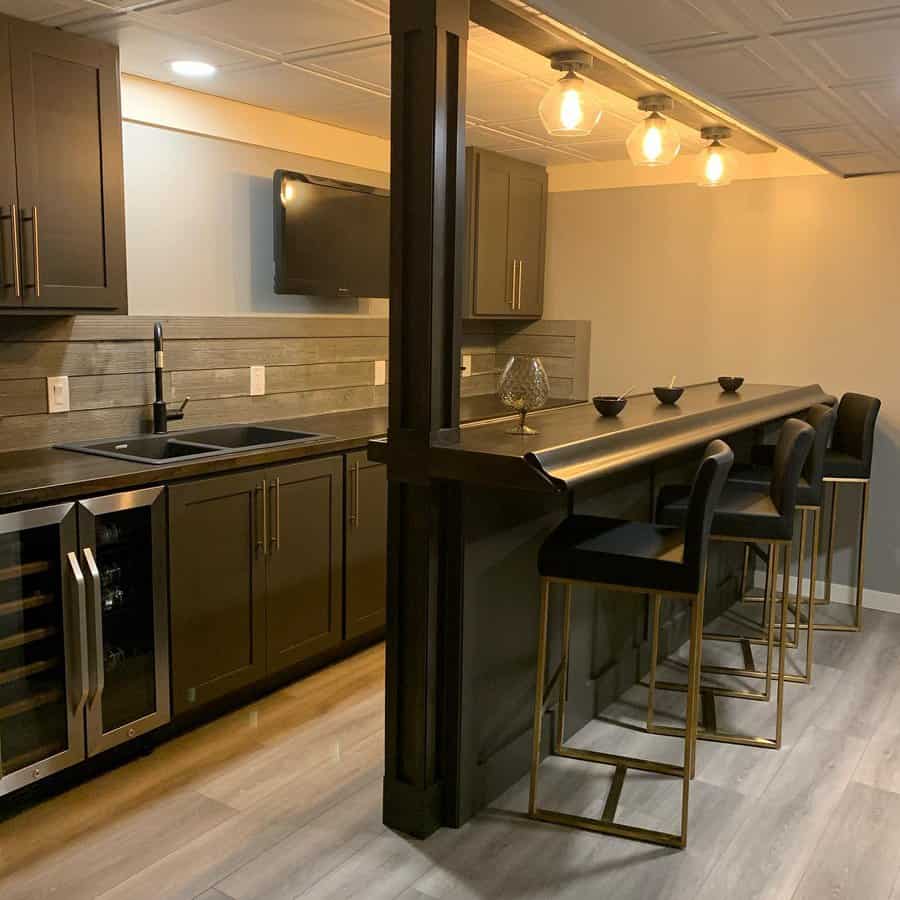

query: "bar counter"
xmin=373 ymin=381 xmax=832 ymax=834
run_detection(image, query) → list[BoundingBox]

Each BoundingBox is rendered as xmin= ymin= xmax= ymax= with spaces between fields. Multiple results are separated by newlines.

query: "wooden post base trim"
xmin=382 ymin=776 xmax=445 ymax=839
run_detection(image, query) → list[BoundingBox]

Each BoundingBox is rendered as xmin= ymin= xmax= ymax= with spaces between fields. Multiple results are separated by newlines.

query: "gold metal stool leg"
xmin=531 ymin=577 xmax=701 ymax=849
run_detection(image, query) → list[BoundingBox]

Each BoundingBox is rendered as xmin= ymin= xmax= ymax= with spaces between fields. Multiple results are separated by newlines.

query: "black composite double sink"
xmin=57 ymin=425 xmax=329 ymax=465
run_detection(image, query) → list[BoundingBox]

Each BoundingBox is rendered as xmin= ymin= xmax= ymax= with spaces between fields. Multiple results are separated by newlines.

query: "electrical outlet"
xmin=250 ymin=365 xmax=265 ymax=396
xmin=374 ymin=360 xmax=386 ymax=386
xmin=461 ymin=354 xmax=472 ymax=378
xmin=47 ymin=376 xmax=70 ymax=413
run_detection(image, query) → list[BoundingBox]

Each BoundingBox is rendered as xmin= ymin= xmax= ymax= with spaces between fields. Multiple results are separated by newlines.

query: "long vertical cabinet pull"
xmin=66 ymin=552 xmax=90 ymax=714
xmin=518 ymin=259 xmax=525 ymax=310
xmin=354 ymin=462 xmax=361 ymax=529
xmin=0 ymin=203 xmax=22 ymax=296
xmin=270 ymin=476 xmax=281 ymax=552
xmin=22 ymin=206 xmax=40 ymax=297
xmin=257 ymin=479 xmax=268 ymax=556
xmin=82 ymin=547 xmax=104 ymax=707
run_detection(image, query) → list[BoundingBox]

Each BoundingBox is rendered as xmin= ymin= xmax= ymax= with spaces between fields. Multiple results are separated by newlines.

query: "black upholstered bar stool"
xmin=752 ymin=393 xmax=880 ymax=633
xmin=729 ymin=403 xmax=836 ymax=684
xmin=652 ymin=418 xmax=814 ymax=750
xmin=530 ymin=440 xmax=733 ymax=849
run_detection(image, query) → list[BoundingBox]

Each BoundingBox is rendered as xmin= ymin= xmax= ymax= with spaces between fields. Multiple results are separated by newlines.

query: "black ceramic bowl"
xmin=653 ymin=386 xmax=684 ymax=405
xmin=718 ymin=376 xmax=744 ymax=393
xmin=593 ymin=395 xmax=627 ymax=418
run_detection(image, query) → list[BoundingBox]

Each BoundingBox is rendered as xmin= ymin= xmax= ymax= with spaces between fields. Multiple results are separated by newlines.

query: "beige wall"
xmin=544 ymin=173 xmax=900 ymax=595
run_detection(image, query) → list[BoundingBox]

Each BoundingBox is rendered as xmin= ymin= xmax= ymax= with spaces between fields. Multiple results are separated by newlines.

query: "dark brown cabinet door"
xmin=466 ymin=148 xmax=546 ymax=319
xmin=265 ymin=457 xmax=343 ymax=674
xmin=0 ymin=20 xmax=20 ymax=310
xmin=507 ymin=167 xmax=547 ymax=317
xmin=168 ymin=471 xmax=266 ymax=716
xmin=345 ymin=451 xmax=386 ymax=639
xmin=8 ymin=20 xmax=126 ymax=312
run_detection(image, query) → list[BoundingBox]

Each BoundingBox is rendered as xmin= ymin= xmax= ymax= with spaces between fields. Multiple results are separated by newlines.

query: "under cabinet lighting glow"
xmin=170 ymin=60 xmax=217 ymax=78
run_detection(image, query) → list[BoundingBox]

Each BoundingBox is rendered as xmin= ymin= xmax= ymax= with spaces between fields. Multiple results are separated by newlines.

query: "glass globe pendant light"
xmin=626 ymin=94 xmax=681 ymax=166
xmin=696 ymin=126 xmax=739 ymax=187
xmin=538 ymin=51 xmax=603 ymax=137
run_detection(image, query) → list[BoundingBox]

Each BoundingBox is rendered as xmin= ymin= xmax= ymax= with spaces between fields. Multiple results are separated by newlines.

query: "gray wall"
xmin=122 ymin=122 xmax=390 ymax=317
xmin=544 ymin=173 xmax=900 ymax=595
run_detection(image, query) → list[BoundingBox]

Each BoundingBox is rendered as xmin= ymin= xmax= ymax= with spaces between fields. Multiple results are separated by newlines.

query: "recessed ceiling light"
xmin=170 ymin=60 xmax=216 ymax=78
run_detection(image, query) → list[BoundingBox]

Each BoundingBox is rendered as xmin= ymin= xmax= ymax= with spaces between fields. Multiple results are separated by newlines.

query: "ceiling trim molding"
xmin=120 ymin=74 xmax=391 ymax=173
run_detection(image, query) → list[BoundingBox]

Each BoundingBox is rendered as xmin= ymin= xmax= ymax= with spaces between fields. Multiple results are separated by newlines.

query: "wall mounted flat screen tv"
xmin=273 ymin=170 xmax=389 ymax=298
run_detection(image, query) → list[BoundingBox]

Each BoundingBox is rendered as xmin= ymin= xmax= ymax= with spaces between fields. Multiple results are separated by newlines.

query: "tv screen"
xmin=273 ymin=170 xmax=389 ymax=298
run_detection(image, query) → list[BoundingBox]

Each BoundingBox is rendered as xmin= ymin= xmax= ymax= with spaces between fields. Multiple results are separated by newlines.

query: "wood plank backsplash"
xmin=0 ymin=315 xmax=590 ymax=452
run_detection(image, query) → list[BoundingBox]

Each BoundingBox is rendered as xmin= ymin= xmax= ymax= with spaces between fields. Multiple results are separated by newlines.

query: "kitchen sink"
xmin=57 ymin=425 xmax=329 ymax=465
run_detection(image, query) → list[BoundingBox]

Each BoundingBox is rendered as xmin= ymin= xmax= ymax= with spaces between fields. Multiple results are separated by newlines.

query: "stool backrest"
xmin=804 ymin=403 xmax=837 ymax=493
xmin=833 ymin=393 xmax=881 ymax=473
xmin=682 ymin=439 xmax=734 ymax=583
xmin=770 ymin=418 xmax=815 ymax=517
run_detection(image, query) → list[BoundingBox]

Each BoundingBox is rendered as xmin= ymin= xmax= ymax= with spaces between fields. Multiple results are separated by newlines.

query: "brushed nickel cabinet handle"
xmin=354 ymin=461 xmax=361 ymax=529
xmin=1 ymin=203 xmax=22 ymax=297
xmin=22 ymin=206 xmax=40 ymax=297
xmin=270 ymin=476 xmax=281 ymax=551
xmin=83 ymin=547 xmax=104 ymax=706
xmin=508 ymin=259 xmax=516 ymax=308
xmin=519 ymin=259 xmax=525 ymax=310
xmin=257 ymin=480 xmax=268 ymax=556
xmin=67 ymin=551 xmax=90 ymax=713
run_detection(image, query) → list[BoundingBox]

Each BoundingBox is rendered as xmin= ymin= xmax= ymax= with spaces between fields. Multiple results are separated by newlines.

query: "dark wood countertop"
xmin=0 ymin=395 xmax=580 ymax=511
xmin=370 ymin=382 xmax=834 ymax=492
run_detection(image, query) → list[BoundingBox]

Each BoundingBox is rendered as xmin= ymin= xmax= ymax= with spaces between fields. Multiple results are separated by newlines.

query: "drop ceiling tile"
xmin=561 ymin=139 xmax=632 ymax=162
xmin=832 ymin=79 xmax=900 ymax=128
xmin=493 ymin=110 xmax=636 ymax=144
xmin=653 ymin=38 xmax=809 ymax=95
xmin=74 ymin=21 xmax=254 ymax=79
xmin=502 ymin=144 xmax=590 ymax=166
xmin=823 ymin=150 xmax=896 ymax=173
xmin=467 ymin=77 xmax=550 ymax=123
xmin=315 ymin=95 xmax=391 ymax=139
xmin=297 ymin=39 xmax=391 ymax=92
xmin=0 ymin=0 xmax=82 ymax=20
xmin=147 ymin=0 xmax=387 ymax=57
xmin=781 ymin=16 xmax=900 ymax=83
xmin=467 ymin=27 xmax=557 ymax=83
xmin=180 ymin=62 xmax=383 ymax=120
xmin=536 ymin=0 xmax=746 ymax=50
xmin=735 ymin=0 xmax=900 ymax=29
xmin=734 ymin=88 xmax=849 ymax=129
xmin=780 ymin=124 xmax=871 ymax=154
xmin=465 ymin=125 xmax=534 ymax=151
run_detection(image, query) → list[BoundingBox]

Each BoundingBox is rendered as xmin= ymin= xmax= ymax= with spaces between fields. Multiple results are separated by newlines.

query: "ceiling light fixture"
xmin=626 ymin=94 xmax=681 ymax=167
xmin=170 ymin=60 xmax=217 ymax=78
xmin=538 ymin=50 xmax=603 ymax=137
xmin=696 ymin=126 xmax=738 ymax=187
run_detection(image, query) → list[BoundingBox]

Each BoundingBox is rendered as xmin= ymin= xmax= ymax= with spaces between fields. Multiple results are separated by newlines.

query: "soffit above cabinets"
xmin=527 ymin=0 xmax=900 ymax=175
xmin=4 ymin=0 xmax=767 ymax=168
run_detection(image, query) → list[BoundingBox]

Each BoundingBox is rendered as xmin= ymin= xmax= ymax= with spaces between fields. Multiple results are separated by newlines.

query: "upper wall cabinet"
xmin=465 ymin=148 xmax=547 ymax=320
xmin=0 ymin=15 xmax=127 ymax=315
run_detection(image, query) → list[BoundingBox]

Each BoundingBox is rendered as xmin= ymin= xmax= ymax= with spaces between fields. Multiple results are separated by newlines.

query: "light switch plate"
xmin=462 ymin=354 xmax=472 ymax=378
xmin=47 ymin=376 xmax=70 ymax=413
xmin=250 ymin=366 xmax=265 ymax=396
xmin=374 ymin=360 xmax=387 ymax=386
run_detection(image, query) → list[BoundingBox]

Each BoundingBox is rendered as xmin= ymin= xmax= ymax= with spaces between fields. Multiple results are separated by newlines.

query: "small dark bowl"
xmin=718 ymin=376 xmax=744 ymax=393
xmin=593 ymin=395 xmax=627 ymax=418
xmin=653 ymin=386 xmax=684 ymax=405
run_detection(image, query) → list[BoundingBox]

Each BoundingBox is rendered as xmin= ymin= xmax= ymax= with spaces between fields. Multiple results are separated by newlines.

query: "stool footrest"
xmin=531 ymin=807 xmax=684 ymax=849
xmin=654 ymin=677 xmax=769 ymax=702
xmin=555 ymin=744 xmax=685 ymax=778
xmin=649 ymin=722 xmax=779 ymax=750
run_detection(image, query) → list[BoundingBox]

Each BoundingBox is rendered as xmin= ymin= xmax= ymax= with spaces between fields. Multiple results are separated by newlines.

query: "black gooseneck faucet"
xmin=152 ymin=321 xmax=190 ymax=434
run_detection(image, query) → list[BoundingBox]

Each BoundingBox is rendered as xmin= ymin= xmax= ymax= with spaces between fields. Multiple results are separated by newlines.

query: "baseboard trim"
xmin=752 ymin=573 xmax=900 ymax=616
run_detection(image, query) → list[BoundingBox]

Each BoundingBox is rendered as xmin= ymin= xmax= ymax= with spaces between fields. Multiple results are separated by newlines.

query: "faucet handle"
xmin=178 ymin=396 xmax=191 ymax=413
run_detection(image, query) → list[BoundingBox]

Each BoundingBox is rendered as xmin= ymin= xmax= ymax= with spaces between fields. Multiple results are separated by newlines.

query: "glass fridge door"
xmin=78 ymin=486 xmax=170 ymax=755
xmin=0 ymin=503 xmax=87 ymax=797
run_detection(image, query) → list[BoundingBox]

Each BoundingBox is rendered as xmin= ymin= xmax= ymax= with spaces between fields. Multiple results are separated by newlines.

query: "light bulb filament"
xmin=705 ymin=151 xmax=725 ymax=184
xmin=642 ymin=125 xmax=663 ymax=162
xmin=559 ymin=88 xmax=584 ymax=131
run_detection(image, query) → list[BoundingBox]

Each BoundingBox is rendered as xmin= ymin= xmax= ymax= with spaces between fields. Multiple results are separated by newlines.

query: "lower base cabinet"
xmin=345 ymin=451 xmax=387 ymax=639
xmin=169 ymin=455 xmax=344 ymax=715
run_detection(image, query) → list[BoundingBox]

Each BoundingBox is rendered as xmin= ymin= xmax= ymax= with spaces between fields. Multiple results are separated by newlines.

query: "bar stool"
xmin=652 ymin=418 xmax=814 ymax=750
xmin=729 ymin=402 xmax=836 ymax=684
xmin=752 ymin=393 xmax=880 ymax=633
xmin=530 ymin=439 xmax=733 ymax=849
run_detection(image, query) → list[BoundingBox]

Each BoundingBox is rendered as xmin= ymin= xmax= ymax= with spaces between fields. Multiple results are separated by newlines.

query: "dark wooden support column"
xmin=383 ymin=0 xmax=469 ymax=838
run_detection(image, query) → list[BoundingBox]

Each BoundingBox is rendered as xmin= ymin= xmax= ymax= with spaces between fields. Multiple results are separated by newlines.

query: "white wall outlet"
xmin=47 ymin=376 xmax=70 ymax=413
xmin=461 ymin=354 xmax=472 ymax=378
xmin=374 ymin=360 xmax=387 ymax=386
xmin=250 ymin=365 xmax=266 ymax=397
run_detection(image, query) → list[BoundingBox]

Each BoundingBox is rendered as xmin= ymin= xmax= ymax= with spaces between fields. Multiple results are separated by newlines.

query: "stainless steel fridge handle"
xmin=83 ymin=547 xmax=105 ymax=704
xmin=67 ymin=551 xmax=90 ymax=713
